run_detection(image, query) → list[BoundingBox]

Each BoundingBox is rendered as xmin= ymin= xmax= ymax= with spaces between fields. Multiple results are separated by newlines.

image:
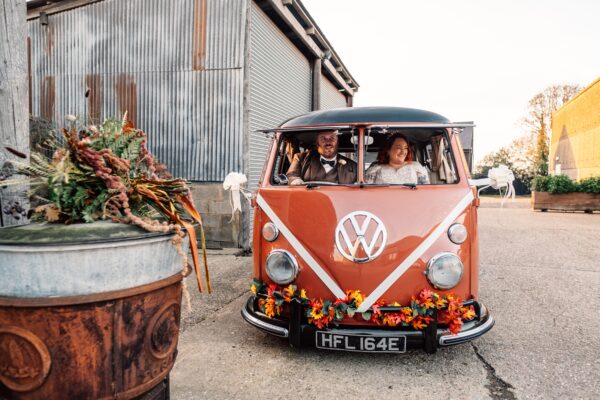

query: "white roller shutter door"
xmin=321 ymin=74 xmax=347 ymax=110
xmin=247 ymin=2 xmax=312 ymax=238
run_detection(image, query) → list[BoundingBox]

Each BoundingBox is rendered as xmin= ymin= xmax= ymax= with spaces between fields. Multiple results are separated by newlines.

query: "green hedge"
xmin=531 ymin=175 xmax=600 ymax=194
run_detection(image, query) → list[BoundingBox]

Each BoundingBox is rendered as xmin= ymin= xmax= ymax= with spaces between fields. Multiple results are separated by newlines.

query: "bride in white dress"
xmin=365 ymin=134 xmax=430 ymax=185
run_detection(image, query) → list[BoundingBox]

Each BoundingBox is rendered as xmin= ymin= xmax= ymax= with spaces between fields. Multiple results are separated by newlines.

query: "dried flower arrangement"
xmin=2 ymin=114 xmax=210 ymax=294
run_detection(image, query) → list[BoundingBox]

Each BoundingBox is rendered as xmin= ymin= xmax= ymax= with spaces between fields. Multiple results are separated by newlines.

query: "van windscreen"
xmin=269 ymin=129 xmax=458 ymax=186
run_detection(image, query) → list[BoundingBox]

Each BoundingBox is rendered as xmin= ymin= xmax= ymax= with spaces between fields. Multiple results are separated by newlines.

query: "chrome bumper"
xmin=438 ymin=303 xmax=495 ymax=346
xmin=242 ymin=296 xmax=494 ymax=348
xmin=241 ymin=300 xmax=289 ymax=337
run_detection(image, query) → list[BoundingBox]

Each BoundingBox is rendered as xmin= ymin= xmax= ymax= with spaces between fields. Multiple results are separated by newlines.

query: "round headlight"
xmin=425 ymin=252 xmax=464 ymax=289
xmin=265 ymin=250 xmax=299 ymax=285
xmin=262 ymin=222 xmax=279 ymax=242
xmin=448 ymin=223 xmax=468 ymax=244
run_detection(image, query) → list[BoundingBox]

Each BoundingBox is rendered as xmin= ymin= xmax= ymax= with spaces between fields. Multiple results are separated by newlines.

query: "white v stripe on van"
xmin=256 ymin=194 xmax=346 ymax=299
xmin=356 ymin=190 xmax=475 ymax=313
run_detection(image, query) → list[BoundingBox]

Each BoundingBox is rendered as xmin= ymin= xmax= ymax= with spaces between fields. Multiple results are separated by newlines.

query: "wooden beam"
xmin=0 ymin=0 xmax=29 ymax=226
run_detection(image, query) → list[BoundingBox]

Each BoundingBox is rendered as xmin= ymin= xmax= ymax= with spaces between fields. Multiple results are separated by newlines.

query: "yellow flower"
xmin=435 ymin=297 xmax=447 ymax=309
xmin=461 ymin=307 xmax=476 ymax=321
xmin=264 ymin=298 xmax=280 ymax=318
xmin=283 ymin=285 xmax=295 ymax=302
xmin=311 ymin=307 xmax=324 ymax=320
xmin=250 ymin=284 xmax=257 ymax=296
xmin=421 ymin=298 xmax=435 ymax=309
xmin=347 ymin=290 xmax=364 ymax=307
xmin=300 ymin=289 xmax=308 ymax=300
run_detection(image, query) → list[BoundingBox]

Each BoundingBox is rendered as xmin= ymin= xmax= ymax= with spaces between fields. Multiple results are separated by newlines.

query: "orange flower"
xmin=282 ymin=285 xmax=295 ymax=303
xmin=382 ymin=313 xmax=401 ymax=327
xmin=448 ymin=319 xmax=463 ymax=334
xmin=419 ymin=289 xmax=433 ymax=302
xmin=412 ymin=316 xmax=427 ymax=330
xmin=264 ymin=297 xmax=280 ymax=318
xmin=461 ymin=306 xmax=476 ymax=321
xmin=434 ymin=297 xmax=447 ymax=309
xmin=420 ymin=298 xmax=435 ymax=309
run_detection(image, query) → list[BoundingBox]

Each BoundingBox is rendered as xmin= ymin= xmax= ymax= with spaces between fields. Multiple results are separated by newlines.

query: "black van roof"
xmin=281 ymin=106 xmax=450 ymax=127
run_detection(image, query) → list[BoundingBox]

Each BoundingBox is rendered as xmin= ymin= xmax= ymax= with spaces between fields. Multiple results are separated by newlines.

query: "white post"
xmin=0 ymin=0 xmax=29 ymax=227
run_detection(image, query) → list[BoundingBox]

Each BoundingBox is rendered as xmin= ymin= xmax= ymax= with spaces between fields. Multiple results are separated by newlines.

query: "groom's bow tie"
xmin=320 ymin=158 xmax=336 ymax=167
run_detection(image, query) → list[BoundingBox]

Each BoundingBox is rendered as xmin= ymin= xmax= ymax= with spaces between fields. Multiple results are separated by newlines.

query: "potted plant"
xmin=531 ymin=175 xmax=600 ymax=213
xmin=0 ymin=115 xmax=209 ymax=399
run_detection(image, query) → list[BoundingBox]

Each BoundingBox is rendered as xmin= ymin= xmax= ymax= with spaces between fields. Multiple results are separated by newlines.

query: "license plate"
xmin=315 ymin=331 xmax=406 ymax=353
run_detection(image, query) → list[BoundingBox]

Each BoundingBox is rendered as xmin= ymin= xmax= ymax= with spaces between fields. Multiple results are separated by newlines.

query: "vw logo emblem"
xmin=335 ymin=211 xmax=387 ymax=263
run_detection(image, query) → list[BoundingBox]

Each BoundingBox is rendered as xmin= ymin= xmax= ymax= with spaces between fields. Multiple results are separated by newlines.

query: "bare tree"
xmin=522 ymin=84 xmax=581 ymax=176
xmin=0 ymin=0 xmax=29 ymax=226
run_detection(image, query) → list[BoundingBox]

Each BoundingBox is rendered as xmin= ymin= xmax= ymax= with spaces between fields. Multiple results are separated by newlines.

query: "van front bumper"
xmin=241 ymin=296 xmax=494 ymax=353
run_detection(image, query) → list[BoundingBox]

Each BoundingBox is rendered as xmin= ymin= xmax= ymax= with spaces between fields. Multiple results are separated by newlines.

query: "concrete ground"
xmin=172 ymin=196 xmax=600 ymax=400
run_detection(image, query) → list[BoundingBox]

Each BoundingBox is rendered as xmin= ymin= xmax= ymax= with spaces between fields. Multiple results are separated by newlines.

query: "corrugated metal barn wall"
xmin=320 ymin=74 xmax=347 ymax=110
xmin=28 ymin=0 xmax=246 ymax=181
xmin=247 ymin=2 xmax=311 ymax=193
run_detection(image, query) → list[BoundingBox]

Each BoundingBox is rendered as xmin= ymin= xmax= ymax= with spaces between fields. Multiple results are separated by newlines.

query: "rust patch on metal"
xmin=112 ymin=299 xmax=124 ymax=396
xmin=86 ymin=74 xmax=103 ymax=125
xmin=40 ymin=76 xmax=55 ymax=120
xmin=115 ymin=74 xmax=137 ymax=126
xmin=0 ymin=326 xmax=51 ymax=392
xmin=145 ymin=301 xmax=180 ymax=360
xmin=0 ymin=281 xmax=182 ymax=399
xmin=45 ymin=25 xmax=54 ymax=55
xmin=192 ymin=0 xmax=207 ymax=70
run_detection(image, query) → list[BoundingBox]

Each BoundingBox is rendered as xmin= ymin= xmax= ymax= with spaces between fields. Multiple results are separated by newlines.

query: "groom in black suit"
xmin=286 ymin=131 xmax=357 ymax=185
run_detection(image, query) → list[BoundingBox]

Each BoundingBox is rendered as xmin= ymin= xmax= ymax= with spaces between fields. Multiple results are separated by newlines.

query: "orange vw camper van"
xmin=242 ymin=107 xmax=493 ymax=353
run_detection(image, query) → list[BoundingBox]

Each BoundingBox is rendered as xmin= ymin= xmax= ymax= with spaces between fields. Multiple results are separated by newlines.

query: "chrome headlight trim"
xmin=448 ymin=223 xmax=468 ymax=244
xmin=265 ymin=249 xmax=299 ymax=285
xmin=262 ymin=222 xmax=279 ymax=242
xmin=425 ymin=252 xmax=464 ymax=290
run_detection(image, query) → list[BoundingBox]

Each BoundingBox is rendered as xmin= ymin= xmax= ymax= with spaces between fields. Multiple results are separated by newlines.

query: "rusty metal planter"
xmin=0 ymin=222 xmax=187 ymax=399
xmin=531 ymin=191 xmax=600 ymax=213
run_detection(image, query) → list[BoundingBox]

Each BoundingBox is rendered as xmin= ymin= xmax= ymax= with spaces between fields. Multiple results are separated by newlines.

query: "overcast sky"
xmin=302 ymin=0 xmax=600 ymax=163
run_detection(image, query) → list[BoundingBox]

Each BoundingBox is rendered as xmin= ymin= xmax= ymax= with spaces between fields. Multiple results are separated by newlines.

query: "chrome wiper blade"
xmin=305 ymin=181 xmax=337 ymax=189
xmin=304 ymin=182 xmax=359 ymax=189
xmin=360 ymin=183 xmax=417 ymax=189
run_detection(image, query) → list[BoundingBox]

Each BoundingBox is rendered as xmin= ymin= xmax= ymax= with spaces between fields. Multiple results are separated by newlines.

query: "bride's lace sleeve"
xmin=365 ymin=164 xmax=381 ymax=183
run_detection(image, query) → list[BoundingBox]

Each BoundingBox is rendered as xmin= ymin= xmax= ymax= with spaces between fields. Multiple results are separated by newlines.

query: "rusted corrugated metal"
xmin=28 ymin=0 xmax=246 ymax=181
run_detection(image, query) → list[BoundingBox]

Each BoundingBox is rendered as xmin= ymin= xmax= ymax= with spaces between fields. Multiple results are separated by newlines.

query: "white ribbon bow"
xmin=223 ymin=172 xmax=251 ymax=221
xmin=469 ymin=165 xmax=515 ymax=206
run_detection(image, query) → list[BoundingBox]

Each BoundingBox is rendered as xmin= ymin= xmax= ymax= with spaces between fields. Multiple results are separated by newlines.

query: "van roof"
xmin=281 ymin=106 xmax=450 ymax=128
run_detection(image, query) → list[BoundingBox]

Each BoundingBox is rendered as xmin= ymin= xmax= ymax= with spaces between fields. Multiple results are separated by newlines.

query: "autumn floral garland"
xmin=250 ymin=279 xmax=476 ymax=334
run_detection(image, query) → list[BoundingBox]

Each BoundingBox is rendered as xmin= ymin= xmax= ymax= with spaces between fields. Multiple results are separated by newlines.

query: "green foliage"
xmin=546 ymin=175 xmax=577 ymax=194
xmin=531 ymin=175 xmax=600 ymax=194
xmin=578 ymin=177 xmax=600 ymax=194
xmin=531 ymin=175 xmax=550 ymax=192
xmin=13 ymin=117 xmax=192 ymax=225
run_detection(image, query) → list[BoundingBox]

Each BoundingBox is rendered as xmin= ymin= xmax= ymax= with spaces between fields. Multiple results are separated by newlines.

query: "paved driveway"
xmin=172 ymin=197 xmax=600 ymax=399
